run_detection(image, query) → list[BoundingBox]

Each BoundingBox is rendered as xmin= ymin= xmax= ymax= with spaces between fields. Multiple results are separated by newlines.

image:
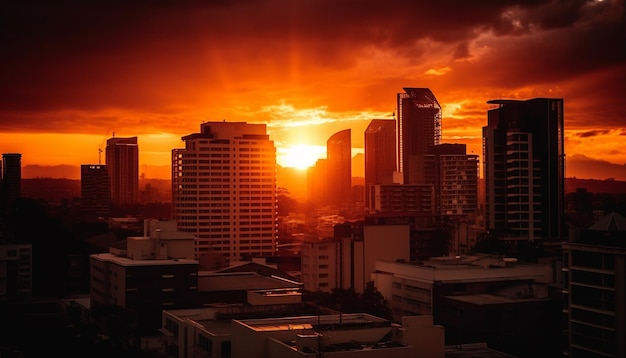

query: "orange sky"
xmin=1 ymin=0 xmax=625 ymax=181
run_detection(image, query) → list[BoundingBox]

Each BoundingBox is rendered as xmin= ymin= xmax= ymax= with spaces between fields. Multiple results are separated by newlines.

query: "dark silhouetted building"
xmin=326 ymin=129 xmax=352 ymax=209
xmin=365 ymin=119 xmax=396 ymax=210
xmin=106 ymin=136 xmax=139 ymax=205
xmin=1 ymin=153 xmax=21 ymax=213
xmin=563 ymin=211 xmax=626 ymax=357
xmin=483 ymin=98 xmax=565 ymax=243
xmin=80 ymin=164 xmax=111 ymax=220
xmin=396 ymin=88 xmax=441 ymax=185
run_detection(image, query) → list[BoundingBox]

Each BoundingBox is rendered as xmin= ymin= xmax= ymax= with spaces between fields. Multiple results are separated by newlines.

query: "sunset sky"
xmin=1 ymin=0 xmax=625 ymax=180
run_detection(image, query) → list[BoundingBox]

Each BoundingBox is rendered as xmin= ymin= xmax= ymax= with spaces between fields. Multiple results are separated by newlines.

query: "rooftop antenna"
xmin=98 ymin=128 xmax=110 ymax=165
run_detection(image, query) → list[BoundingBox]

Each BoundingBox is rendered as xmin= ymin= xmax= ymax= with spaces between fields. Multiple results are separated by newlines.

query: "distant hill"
xmin=565 ymin=178 xmax=626 ymax=194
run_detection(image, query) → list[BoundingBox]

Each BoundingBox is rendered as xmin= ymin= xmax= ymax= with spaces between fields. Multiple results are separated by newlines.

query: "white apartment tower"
xmin=172 ymin=122 xmax=278 ymax=264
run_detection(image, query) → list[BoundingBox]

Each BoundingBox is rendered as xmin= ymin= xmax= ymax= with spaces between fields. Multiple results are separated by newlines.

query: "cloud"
xmin=577 ymin=129 xmax=612 ymax=138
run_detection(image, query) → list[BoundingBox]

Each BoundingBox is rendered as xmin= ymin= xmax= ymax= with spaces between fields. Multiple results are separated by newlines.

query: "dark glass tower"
xmin=482 ymin=98 xmax=565 ymax=242
xmin=106 ymin=137 xmax=139 ymax=206
xmin=364 ymin=119 xmax=396 ymax=209
xmin=396 ymin=88 xmax=442 ymax=184
xmin=327 ymin=129 xmax=352 ymax=208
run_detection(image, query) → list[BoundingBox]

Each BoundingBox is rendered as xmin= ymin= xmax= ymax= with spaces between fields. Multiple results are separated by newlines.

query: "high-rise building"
xmin=80 ymin=164 xmax=111 ymax=219
xmin=326 ymin=129 xmax=352 ymax=208
xmin=482 ymin=98 xmax=565 ymax=242
xmin=105 ymin=136 xmax=139 ymax=206
xmin=172 ymin=121 xmax=277 ymax=264
xmin=562 ymin=212 xmax=626 ymax=357
xmin=396 ymin=88 xmax=442 ymax=184
xmin=364 ymin=119 xmax=396 ymax=210
xmin=1 ymin=153 xmax=22 ymax=213
xmin=425 ymin=144 xmax=479 ymax=217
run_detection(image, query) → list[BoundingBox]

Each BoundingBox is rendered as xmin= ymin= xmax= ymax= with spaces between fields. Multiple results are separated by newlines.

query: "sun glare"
xmin=278 ymin=144 xmax=326 ymax=170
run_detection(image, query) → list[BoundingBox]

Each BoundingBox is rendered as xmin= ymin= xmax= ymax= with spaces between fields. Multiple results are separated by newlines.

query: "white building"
xmin=172 ymin=121 xmax=277 ymax=265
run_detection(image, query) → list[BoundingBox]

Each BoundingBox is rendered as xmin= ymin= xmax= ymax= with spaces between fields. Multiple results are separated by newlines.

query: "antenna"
xmin=98 ymin=128 xmax=110 ymax=165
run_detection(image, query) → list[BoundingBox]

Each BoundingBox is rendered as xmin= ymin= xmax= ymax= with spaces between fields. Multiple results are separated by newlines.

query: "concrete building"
xmin=161 ymin=308 xmax=445 ymax=358
xmin=368 ymin=184 xmax=434 ymax=214
xmin=80 ymin=164 xmax=111 ymax=220
xmin=172 ymin=121 xmax=277 ymax=265
xmin=482 ymin=98 xmax=565 ymax=245
xmin=301 ymin=223 xmax=410 ymax=293
xmin=89 ymin=219 xmax=198 ymax=330
xmin=425 ymin=143 xmax=479 ymax=218
xmin=0 ymin=234 xmax=32 ymax=301
xmin=563 ymin=211 xmax=626 ymax=357
xmin=372 ymin=255 xmax=562 ymax=356
xmin=106 ymin=136 xmax=139 ymax=205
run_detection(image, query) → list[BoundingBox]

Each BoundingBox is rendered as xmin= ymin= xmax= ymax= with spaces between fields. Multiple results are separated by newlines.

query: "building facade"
xmin=396 ymin=88 xmax=441 ymax=185
xmin=172 ymin=121 xmax=278 ymax=264
xmin=364 ymin=119 xmax=396 ymax=210
xmin=482 ymin=98 xmax=565 ymax=242
xmin=80 ymin=164 xmax=111 ymax=219
xmin=562 ymin=212 xmax=626 ymax=357
xmin=425 ymin=143 xmax=479 ymax=217
xmin=1 ymin=153 xmax=21 ymax=213
xmin=326 ymin=129 xmax=352 ymax=209
xmin=105 ymin=136 xmax=139 ymax=205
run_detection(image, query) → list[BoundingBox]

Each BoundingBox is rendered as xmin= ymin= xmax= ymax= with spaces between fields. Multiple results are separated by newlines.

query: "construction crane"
xmin=98 ymin=129 xmax=110 ymax=165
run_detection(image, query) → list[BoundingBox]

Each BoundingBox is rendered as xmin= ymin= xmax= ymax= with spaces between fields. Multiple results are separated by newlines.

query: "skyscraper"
xmin=482 ymin=98 xmax=565 ymax=242
xmin=1 ymin=153 xmax=22 ymax=213
xmin=106 ymin=136 xmax=139 ymax=206
xmin=326 ymin=129 xmax=352 ymax=208
xmin=364 ymin=119 xmax=396 ymax=210
xmin=396 ymin=88 xmax=442 ymax=184
xmin=80 ymin=164 xmax=111 ymax=220
xmin=172 ymin=121 xmax=277 ymax=264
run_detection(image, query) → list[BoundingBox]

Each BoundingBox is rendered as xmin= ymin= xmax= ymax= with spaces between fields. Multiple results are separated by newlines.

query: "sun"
xmin=277 ymin=144 xmax=326 ymax=170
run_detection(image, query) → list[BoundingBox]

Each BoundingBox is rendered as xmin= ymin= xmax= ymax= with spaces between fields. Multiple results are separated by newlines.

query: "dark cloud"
xmin=0 ymin=0 xmax=624 ymax=132
xmin=577 ymin=129 xmax=611 ymax=138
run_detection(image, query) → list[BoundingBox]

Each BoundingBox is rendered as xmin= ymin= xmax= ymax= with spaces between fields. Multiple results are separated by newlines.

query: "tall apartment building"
xmin=1 ymin=153 xmax=22 ymax=213
xmin=326 ymin=129 xmax=352 ymax=208
xmin=364 ymin=119 xmax=396 ymax=210
xmin=105 ymin=136 xmax=139 ymax=205
xmin=0 ymin=235 xmax=32 ymax=301
xmin=80 ymin=164 xmax=111 ymax=219
xmin=483 ymin=98 xmax=565 ymax=242
xmin=425 ymin=144 xmax=479 ymax=217
xmin=396 ymin=88 xmax=441 ymax=185
xmin=172 ymin=121 xmax=277 ymax=264
xmin=562 ymin=212 xmax=626 ymax=357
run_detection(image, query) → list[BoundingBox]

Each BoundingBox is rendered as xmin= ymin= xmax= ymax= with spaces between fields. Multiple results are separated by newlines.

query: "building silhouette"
xmin=364 ymin=119 xmax=396 ymax=210
xmin=105 ymin=136 xmax=139 ymax=205
xmin=396 ymin=88 xmax=441 ymax=185
xmin=172 ymin=121 xmax=277 ymax=265
xmin=482 ymin=98 xmax=565 ymax=243
xmin=1 ymin=153 xmax=22 ymax=213
xmin=80 ymin=164 xmax=111 ymax=220
xmin=326 ymin=129 xmax=352 ymax=209
xmin=563 ymin=211 xmax=626 ymax=357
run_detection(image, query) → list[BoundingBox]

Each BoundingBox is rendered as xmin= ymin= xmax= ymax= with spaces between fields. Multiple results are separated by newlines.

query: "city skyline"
xmin=1 ymin=1 xmax=625 ymax=181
